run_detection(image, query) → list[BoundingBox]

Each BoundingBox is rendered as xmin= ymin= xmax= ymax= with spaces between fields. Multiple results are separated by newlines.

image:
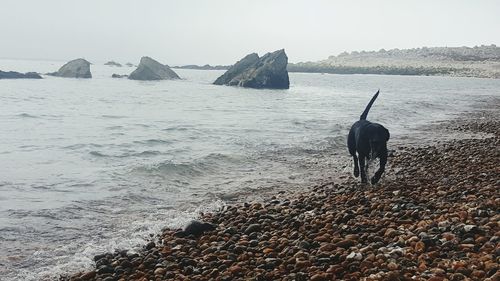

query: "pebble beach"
xmin=63 ymin=102 xmax=499 ymax=281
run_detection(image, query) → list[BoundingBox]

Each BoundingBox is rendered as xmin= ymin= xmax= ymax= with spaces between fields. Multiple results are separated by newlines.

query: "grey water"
xmin=1 ymin=59 xmax=499 ymax=280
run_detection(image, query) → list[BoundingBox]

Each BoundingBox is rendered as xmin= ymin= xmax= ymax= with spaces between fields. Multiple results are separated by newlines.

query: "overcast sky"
xmin=1 ymin=0 xmax=499 ymax=65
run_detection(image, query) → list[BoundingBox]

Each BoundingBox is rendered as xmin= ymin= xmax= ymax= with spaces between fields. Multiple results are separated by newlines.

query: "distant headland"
xmin=171 ymin=64 xmax=230 ymax=70
xmin=288 ymin=45 xmax=500 ymax=79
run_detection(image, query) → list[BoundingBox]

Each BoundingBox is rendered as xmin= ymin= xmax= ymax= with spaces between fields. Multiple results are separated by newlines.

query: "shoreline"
xmin=63 ymin=102 xmax=499 ymax=281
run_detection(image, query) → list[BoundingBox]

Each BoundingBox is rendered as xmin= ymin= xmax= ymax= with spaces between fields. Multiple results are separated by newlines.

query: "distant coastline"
xmin=171 ymin=64 xmax=230 ymax=70
xmin=288 ymin=45 xmax=500 ymax=79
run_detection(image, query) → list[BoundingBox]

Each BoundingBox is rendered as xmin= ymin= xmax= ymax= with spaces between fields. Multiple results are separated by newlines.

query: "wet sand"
xmin=64 ymin=102 xmax=499 ymax=281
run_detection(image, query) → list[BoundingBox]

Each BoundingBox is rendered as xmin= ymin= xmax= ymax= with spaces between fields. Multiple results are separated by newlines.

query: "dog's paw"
xmin=371 ymin=176 xmax=379 ymax=185
xmin=354 ymin=169 xmax=359 ymax=177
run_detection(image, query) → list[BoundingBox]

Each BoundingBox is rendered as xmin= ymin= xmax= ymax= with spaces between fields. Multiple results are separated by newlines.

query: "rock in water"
xmin=0 ymin=70 xmax=42 ymax=79
xmin=111 ymin=74 xmax=128 ymax=78
xmin=213 ymin=49 xmax=289 ymax=89
xmin=49 ymin=58 xmax=92 ymax=78
xmin=174 ymin=220 xmax=216 ymax=238
xmin=213 ymin=53 xmax=259 ymax=85
xmin=104 ymin=61 xmax=122 ymax=67
xmin=128 ymin=57 xmax=180 ymax=80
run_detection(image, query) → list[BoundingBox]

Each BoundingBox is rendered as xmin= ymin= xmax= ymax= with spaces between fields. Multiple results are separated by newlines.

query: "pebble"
xmin=346 ymin=252 xmax=363 ymax=261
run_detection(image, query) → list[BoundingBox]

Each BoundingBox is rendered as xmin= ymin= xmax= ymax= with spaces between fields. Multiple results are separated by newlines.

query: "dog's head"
xmin=368 ymin=125 xmax=390 ymax=159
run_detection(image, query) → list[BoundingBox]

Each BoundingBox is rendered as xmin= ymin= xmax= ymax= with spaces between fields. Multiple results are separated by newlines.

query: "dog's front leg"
xmin=359 ymin=156 xmax=367 ymax=183
xmin=371 ymin=153 xmax=387 ymax=184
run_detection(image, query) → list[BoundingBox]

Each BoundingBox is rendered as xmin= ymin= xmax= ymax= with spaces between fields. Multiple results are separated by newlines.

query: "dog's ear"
xmin=385 ymin=128 xmax=390 ymax=141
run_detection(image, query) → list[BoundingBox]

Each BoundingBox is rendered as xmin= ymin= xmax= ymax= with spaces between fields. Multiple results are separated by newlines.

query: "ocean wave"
xmin=100 ymin=115 xmax=127 ymax=119
xmin=134 ymin=162 xmax=204 ymax=178
xmin=132 ymin=153 xmax=248 ymax=179
xmin=133 ymin=139 xmax=173 ymax=145
xmin=105 ymin=125 xmax=123 ymax=130
xmin=89 ymin=150 xmax=161 ymax=158
xmin=16 ymin=113 xmax=38 ymax=118
xmin=63 ymin=143 xmax=103 ymax=150
xmin=163 ymin=125 xmax=194 ymax=131
xmin=133 ymin=124 xmax=151 ymax=128
xmin=89 ymin=151 xmax=107 ymax=157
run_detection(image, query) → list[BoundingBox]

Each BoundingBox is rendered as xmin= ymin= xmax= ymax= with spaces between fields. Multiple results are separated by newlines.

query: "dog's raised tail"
xmin=360 ymin=90 xmax=380 ymax=120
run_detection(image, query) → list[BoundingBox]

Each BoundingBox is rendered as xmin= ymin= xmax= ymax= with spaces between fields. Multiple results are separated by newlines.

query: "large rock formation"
xmin=49 ymin=58 xmax=92 ymax=78
xmin=0 ymin=70 xmax=42 ymax=79
xmin=213 ymin=53 xmax=259 ymax=85
xmin=213 ymin=49 xmax=289 ymax=89
xmin=128 ymin=57 xmax=180 ymax=80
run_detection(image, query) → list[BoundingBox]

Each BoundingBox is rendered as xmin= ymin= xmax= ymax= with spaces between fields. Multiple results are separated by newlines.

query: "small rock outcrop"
xmin=174 ymin=220 xmax=216 ymax=238
xmin=125 ymin=62 xmax=135 ymax=67
xmin=128 ymin=57 xmax=180 ymax=80
xmin=104 ymin=61 xmax=122 ymax=67
xmin=213 ymin=49 xmax=289 ymax=89
xmin=48 ymin=58 xmax=92 ymax=78
xmin=111 ymin=74 xmax=128 ymax=78
xmin=0 ymin=70 xmax=42 ymax=79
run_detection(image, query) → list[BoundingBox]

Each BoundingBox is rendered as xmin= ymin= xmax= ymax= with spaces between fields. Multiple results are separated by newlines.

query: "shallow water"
xmin=1 ymin=59 xmax=499 ymax=280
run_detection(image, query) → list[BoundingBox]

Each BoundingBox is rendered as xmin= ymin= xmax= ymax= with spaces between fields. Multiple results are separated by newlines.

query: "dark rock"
xmin=244 ymin=224 xmax=261 ymax=234
xmin=0 ymin=70 xmax=42 ymax=79
xmin=120 ymin=260 xmax=132 ymax=268
xmin=298 ymin=240 xmax=311 ymax=249
xmin=174 ymin=220 xmax=216 ymax=237
xmin=213 ymin=53 xmax=259 ymax=85
xmin=93 ymin=253 xmax=107 ymax=262
xmin=336 ymin=239 xmax=356 ymax=249
xmin=213 ymin=49 xmax=289 ymax=89
xmin=80 ymin=271 xmax=96 ymax=280
xmin=145 ymin=241 xmax=156 ymax=250
xmin=128 ymin=56 xmax=180 ymax=80
xmin=224 ymin=227 xmax=237 ymax=235
xmin=96 ymin=265 xmax=114 ymax=274
xmin=125 ymin=62 xmax=135 ymax=67
xmin=47 ymin=58 xmax=92 ymax=78
xmin=104 ymin=61 xmax=122 ymax=67
xmin=111 ymin=74 xmax=128 ymax=78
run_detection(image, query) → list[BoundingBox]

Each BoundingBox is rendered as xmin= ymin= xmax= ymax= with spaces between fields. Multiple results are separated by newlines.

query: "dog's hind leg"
xmin=358 ymin=156 xmax=368 ymax=183
xmin=352 ymin=154 xmax=359 ymax=177
xmin=371 ymin=153 xmax=387 ymax=184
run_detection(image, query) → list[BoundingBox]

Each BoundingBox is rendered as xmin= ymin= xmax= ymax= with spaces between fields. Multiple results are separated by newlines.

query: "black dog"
xmin=348 ymin=90 xmax=390 ymax=184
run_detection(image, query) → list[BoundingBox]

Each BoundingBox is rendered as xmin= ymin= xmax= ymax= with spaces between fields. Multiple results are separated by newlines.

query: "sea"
xmin=1 ymin=59 xmax=499 ymax=280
